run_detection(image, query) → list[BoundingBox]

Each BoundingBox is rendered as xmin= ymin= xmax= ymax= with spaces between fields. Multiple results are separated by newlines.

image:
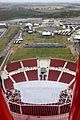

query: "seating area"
xmin=6 ymin=89 xmax=21 ymax=103
xmin=8 ymin=101 xmax=70 ymax=116
xmin=59 ymin=89 xmax=72 ymax=104
xmin=5 ymin=61 xmax=21 ymax=72
xmin=60 ymin=103 xmax=70 ymax=114
xmin=59 ymin=72 xmax=75 ymax=84
xmin=26 ymin=70 xmax=38 ymax=81
xmin=48 ymin=70 xmax=61 ymax=81
xmin=21 ymin=105 xmax=59 ymax=116
xmin=50 ymin=59 xmax=65 ymax=67
xmin=65 ymin=62 xmax=77 ymax=72
xmin=22 ymin=59 xmax=37 ymax=67
xmin=3 ymin=58 xmax=77 ymax=92
xmin=69 ymin=81 xmax=75 ymax=89
xmin=11 ymin=72 xmax=26 ymax=83
xmin=4 ymin=77 xmax=14 ymax=90
xmin=1 ymin=58 xmax=77 ymax=117
xmin=9 ymin=102 xmax=21 ymax=114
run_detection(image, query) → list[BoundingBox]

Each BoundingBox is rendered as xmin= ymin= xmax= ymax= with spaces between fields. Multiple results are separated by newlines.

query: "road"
xmin=0 ymin=28 xmax=20 ymax=68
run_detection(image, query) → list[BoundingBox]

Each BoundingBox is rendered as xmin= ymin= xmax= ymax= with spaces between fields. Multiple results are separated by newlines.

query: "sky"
xmin=0 ymin=0 xmax=80 ymax=3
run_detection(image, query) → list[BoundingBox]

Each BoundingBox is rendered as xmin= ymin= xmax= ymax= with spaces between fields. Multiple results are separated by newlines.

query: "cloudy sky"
xmin=0 ymin=0 xmax=80 ymax=3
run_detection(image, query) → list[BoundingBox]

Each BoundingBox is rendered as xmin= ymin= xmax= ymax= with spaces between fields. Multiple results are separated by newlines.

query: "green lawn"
xmin=9 ymin=47 xmax=75 ymax=62
xmin=7 ymin=26 xmax=76 ymax=63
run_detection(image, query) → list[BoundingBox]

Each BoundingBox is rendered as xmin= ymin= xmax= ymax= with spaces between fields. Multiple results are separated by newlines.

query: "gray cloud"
xmin=0 ymin=0 xmax=80 ymax=3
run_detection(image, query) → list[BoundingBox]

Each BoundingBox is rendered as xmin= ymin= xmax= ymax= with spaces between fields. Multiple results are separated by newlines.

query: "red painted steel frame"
xmin=68 ymin=54 xmax=80 ymax=120
xmin=0 ymin=87 xmax=13 ymax=120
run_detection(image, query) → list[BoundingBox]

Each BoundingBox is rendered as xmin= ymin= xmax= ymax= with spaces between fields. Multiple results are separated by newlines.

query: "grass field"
xmin=23 ymin=32 xmax=69 ymax=44
xmin=9 ymin=47 xmax=75 ymax=62
xmin=7 ymin=26 xmax=76 ymax=63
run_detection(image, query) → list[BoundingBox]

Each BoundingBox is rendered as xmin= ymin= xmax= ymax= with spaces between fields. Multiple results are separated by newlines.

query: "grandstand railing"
xmin=9 ymin=101 xmax=70 ymax=116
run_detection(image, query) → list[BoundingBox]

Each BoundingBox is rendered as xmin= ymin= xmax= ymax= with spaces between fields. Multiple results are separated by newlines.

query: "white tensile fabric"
xmin=14 ymin=81 xmax=68 ymax=104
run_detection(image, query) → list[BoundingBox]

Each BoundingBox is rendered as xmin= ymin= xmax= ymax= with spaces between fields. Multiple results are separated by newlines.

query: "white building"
xmin=0 ymin=23 xmax=8 ymax=28
xmin=42 ymin=31 xmax=51 ymax=36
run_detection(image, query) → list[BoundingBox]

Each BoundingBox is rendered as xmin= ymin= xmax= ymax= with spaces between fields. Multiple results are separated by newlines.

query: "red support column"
xmin=0 ymin=87 xmax=13 ymax=120
xmin=68 ymin=54 xmax=80 ymax=120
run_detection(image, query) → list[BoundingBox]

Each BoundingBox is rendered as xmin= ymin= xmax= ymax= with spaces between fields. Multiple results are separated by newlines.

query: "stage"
xmin=14 ymin=81 xmax=68 ymax=104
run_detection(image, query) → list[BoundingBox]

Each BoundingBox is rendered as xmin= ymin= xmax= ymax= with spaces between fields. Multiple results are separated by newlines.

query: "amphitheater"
xmin=1 ymin=58 xmax=76 ymax=120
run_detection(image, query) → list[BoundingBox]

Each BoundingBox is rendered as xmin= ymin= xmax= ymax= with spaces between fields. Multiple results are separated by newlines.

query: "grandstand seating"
xmin=21 ymin=105 xmax=59 ymax=116
xmin=4 ymin=77 xmax=14 ymax=90
xmin=6 ymin=62 xmax=21 ymax=72
xmin=69 ymin=81 xmax=75 ymax=89
xmin=2 ymin=58 xmax=77 ymax=118
xmin=9 ymin=103 xmax=71 ymax=116
xmin=50 ymin=59 xmax=65 ymax=67
xmin=48 ymin=70 xmax=61 ymax=81
xmin=65 ymin=62 xmax=77 ymax=72
xmin=11 ymin=72 xmax=26 ymax=83
xmin=60 ymin=104 xmax=70 ymax=114
xmin=9 ymin=103 xmax=20 ymax=114
xmin=59 ymin=72 xmax=75 ymax=84
xmin=26 ymin=70 xmax=38 ymax=81
xmin=22 ymin=59 xmax=37 ymax=67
